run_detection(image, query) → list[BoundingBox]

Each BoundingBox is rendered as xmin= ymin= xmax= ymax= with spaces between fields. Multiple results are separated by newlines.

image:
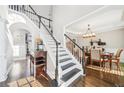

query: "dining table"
xmin=101 ymin=52 xmax=113 ymax=70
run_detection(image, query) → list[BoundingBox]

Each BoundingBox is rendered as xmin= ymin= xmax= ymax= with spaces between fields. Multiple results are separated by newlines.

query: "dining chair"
xmin=110 ymin=49 xmax=123 ymax=71
xmin=90 ymin=49 xmax=109 ymax=68
xmin=90 ymin=49 xmax=102 ymax=67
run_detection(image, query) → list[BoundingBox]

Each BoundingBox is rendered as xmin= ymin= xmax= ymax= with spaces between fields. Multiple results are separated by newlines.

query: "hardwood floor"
xmin=1 ymin=58 xmax=124 ymax=87
xmin=6 ymin=59 xmax=31 ymax=82
xmin=0 ymin=59 xmax=31 ymax=87
xmin=0 ymin=58 xmax=50 ymax=87
xmin=73 ymin=67 xmax=124 ymax=87
xmin=73 ymin=75 xmax=114 ymax=87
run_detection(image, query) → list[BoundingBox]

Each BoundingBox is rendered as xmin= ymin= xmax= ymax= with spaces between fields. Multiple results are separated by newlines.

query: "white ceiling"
xmin=31 ymin=5 xmax=103 ymax=20
xmin=66 ymin=5 xmax=124 ymax=34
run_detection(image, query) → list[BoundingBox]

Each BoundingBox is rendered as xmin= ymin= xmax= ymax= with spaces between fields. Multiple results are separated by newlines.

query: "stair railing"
xmin=64 ymin=34 xmax=85 ymax=74
xmin=8 ymin=5 xmax=60 ymax=87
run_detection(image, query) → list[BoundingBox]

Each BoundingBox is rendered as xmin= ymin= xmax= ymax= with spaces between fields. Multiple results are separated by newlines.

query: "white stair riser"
xmin=59 ymin=56 xmax=71 ymax=61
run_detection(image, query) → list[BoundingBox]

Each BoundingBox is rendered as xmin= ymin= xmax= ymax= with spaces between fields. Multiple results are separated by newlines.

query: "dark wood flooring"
xmin=73 ymin=67 xmax=124 ymax=87
xmin=0 ymin=58 xmax=50 ymax=87
xmin=1 ymin=58 xmax=124 ymax=87
xmin=7 ymin=59 xmax=31 ymax=82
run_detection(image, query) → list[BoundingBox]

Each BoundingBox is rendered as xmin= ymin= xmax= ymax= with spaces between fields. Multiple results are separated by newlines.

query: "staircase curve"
xmin=8 ymin=5 xmax=84 ymax=87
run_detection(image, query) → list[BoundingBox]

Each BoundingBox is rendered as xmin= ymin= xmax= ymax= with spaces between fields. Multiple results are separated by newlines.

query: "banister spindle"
xmin=64 ymin=34 xmax=85 ymax=74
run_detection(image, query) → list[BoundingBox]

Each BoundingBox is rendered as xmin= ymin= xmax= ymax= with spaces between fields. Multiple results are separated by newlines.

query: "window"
xmin=13 ymin=45 xmax=19 ymax=57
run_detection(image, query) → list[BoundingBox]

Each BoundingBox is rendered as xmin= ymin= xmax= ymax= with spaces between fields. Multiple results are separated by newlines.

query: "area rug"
xmin=87 ymin=65 xmax=124 ymax=76
xmin=8 ymin=76 xmax=43 ymax=87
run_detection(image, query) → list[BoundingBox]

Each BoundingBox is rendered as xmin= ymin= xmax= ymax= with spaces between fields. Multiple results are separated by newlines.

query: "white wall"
xmin=52 ymin=5 xmax=102 ymax=45
xmin=0 ymin=6 xmax=8 ymax=19
xmin=8 ymin=10 xmax=41 ymax=53
xmin=31 ymin=5 xmax=52 ymax=18
xmin=0 ymin=5 xmax=12 ymax=82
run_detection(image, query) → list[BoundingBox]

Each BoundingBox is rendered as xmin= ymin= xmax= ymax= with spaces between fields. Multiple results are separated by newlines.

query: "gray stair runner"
xmin=59 ymin=54 xmax=68 ymax=57
xmin=61 ymin=63 xmax=76 ymax=71
xmin=61 ymin=68 xmax=81 ymax=82
xmin=59 ymin=58 xmax=72 ymax=63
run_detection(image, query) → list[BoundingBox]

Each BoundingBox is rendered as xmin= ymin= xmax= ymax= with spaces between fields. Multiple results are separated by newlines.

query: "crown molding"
xmin=66 ymin=21 xmax=124 ymax=35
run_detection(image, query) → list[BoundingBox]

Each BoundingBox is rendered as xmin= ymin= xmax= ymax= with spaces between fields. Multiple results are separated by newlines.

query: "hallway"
xmin=0 ymin=58 xmax=50 ymax=87
xmin=0 ymin=58 xmax=31 ymax=87
xmin=6 ymin=59 xmax=31 ymax=82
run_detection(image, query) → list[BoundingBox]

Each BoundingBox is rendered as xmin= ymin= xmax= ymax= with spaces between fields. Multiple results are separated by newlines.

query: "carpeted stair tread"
xmin=61 ymin=63 xmax=76 ymax=70
xmin=59 ymin=54 xmax=68 ymax=57
xmin=59 ymin=58 xmax=72 ymax=63
xmin=61 ymin=68 xmax=81 ymax=82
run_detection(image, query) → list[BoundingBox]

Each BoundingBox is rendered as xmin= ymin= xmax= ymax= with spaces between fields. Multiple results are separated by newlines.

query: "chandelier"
xmin=83 ymin=24 xmax=96 ymax=38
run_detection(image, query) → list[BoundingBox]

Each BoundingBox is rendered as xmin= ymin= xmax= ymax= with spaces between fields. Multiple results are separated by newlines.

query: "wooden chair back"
xmin=91 ymin=49 xmax=102 ymax=61
xmin=115 ymin=49 xmax=123 ymax=58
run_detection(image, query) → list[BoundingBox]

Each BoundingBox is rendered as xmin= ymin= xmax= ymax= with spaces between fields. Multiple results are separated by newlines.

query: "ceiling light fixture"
xmin=83 ymin=24 xmax=96 ymax=38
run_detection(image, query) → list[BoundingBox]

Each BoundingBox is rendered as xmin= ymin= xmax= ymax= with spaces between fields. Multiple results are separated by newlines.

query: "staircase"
xmin=41 ymin=32 xmax=84 ymax=86
xmin=8 ymin=5 xmax=84 ymax=87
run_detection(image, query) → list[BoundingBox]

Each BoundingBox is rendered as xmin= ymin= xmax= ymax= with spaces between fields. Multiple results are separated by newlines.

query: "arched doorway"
xmin=7 ymin=13 xmax=33 ymax=81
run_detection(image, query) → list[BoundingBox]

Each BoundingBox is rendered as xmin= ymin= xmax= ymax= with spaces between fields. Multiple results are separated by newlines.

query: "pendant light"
xmin=83 ymin=24 xmax=96 ymax=38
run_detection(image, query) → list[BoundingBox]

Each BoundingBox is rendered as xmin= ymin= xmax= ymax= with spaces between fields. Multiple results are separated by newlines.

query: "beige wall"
xmin=67 ymin=29 xmax=124 ymax=62
xmin=96 ymin=29 xmax=124 ymax=48
xmin=74 ymin=29 xmax=124 ymax=49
